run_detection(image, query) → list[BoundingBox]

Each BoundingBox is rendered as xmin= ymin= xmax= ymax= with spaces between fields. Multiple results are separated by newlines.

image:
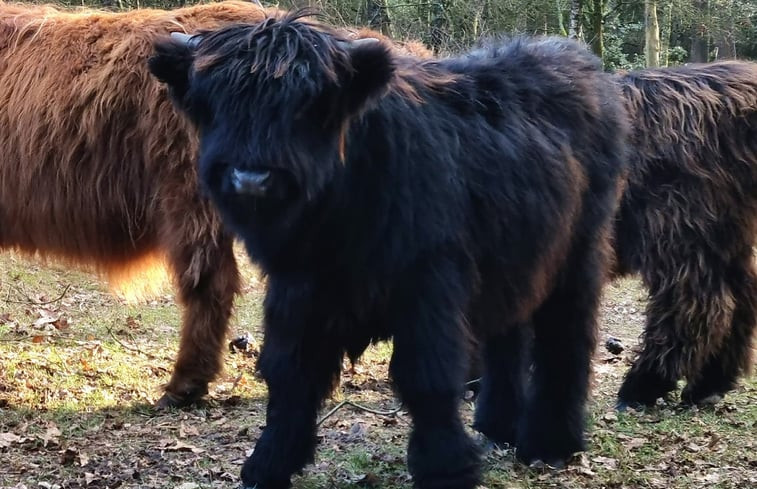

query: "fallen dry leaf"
xmin=622 ymin=437 xmax=647 ymax=450
xmin=574 ymin=465 xmax=596 ymax=477
xmin=59 ymin=448 xmax=78 ymax=466
xmin=353 ymin=472 xmax=381 ymax=486
xmin=125 ymin=315 xmax=141 ymax=328
xmin=40 ymin=424 xmax=61 ymax=447
xmin=162 ymin=440 xmax=205 ymax=454
xmin=707 ymin=433 xmax=722 ymax=449
xmin=53 ymin=317 xmax=69 ymax=330
xmin=32 ymin=310 xmax=60 ymax=329
xmin=84 ymin=472 xmax=98 ymax=486
xmin=0 ymin=432 xmax=26 ymax=448
xmin=37 ymin=483 xmax=61 ymax=489
xmin=179 ymin=423 xmax=200 ymax=438
xmin=591 ymin=456 xmax=618 ymax=469
xmin=686 ymin=442 xmax=703 ymax=453
xmin=348 ymin=421 xmax=368 ymax=441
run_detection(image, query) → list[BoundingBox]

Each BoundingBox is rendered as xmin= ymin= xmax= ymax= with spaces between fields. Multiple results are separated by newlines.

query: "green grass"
xmin=1 ymin=249 xmax=755 ymax=489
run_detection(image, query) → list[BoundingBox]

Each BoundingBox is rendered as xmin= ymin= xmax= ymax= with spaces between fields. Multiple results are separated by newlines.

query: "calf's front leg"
xmin=240 ymin=281 xmax=343 ymax=489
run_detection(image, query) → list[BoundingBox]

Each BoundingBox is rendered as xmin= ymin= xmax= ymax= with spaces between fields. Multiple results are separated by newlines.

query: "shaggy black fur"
xmin=613 ymin=61 xmax=757 ymax=408
xmin=149 ymin=11 xmax=628 ymax=489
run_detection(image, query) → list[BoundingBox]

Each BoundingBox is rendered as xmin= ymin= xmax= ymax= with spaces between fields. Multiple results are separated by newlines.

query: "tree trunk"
xmin=429 ymin=1 xmax=449 ymax=53
xmin=714 ymin=5 xmax=737 ymax=60
xmin=645 ymin=0 xmax=661 ymax=67
xmin=363 ymin=0 xmax=392 ymax=37
xmin=661 ymin=1 xmax=674 ymax=66
xmin=713 ymin=33 xmax=736 ymax=59
xmin=100 ymin=0 xmax=123 ymax=9
xmin=689 ymin=0 xmax=709 ymax=62
xmin=557 ymin=0 xmax=567 ymax=37
xmin=590 ymin=0 xmax=603 ymax=64
xmin=473 ymin=1 xmax=489 ymax=40
xmin=569 ymin=0 xmax=583 ymax=40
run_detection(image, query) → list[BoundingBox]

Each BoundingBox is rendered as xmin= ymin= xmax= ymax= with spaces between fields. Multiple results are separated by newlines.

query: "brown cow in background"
xmin=0 ymin=0 xmax=269 ymax=408
xmin=613 ymin=61 xmax=757 ymax=408
xmin=0 ymin=0 xmax=428 ymax=408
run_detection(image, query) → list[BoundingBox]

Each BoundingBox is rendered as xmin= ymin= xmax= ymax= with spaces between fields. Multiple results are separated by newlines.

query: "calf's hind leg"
xmin=618 ymin=252 xmax=735 ymax=409
xmin=516 ymin=245 xmax=603 ymax=466
xmin=472 ymin=325 xmax=529 ymax=447
xmin=681 ymin=250 xmax=757 ymax=405
xmin=615 ymin=295 xmax=680 ymax=410
xmin=389 ymin=255 xmax=481 ymax=489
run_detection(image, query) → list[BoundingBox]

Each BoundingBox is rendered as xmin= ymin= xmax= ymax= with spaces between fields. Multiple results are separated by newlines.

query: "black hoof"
xmin=516 ymin=447 xmax=578 ymax=469
xmin=527 ymin=458 xmax=567 ymax=470
xmin=515 ymin=420 xmax=584 ymax=469
xmin=239 ymin=477 xmax=290 ymax=489
xmin=680 ymin=386 xmax=725 ymax=407
xmin=408 ymin=428 xmax=482 ymax=489
xmin=155 ymin=387 xmax=208 ymax=409
xmin=240 ymin=458 xmax=292 ymax=489
xmin=615 ymin=400 xmax=644 ymax=412
xmin=474 ymin=433 xmax=512 ymax=455
xmin=472 ymin=417 xmax=517 ymax=448
xmin=617 ymin=369 xmax=677 ymax=408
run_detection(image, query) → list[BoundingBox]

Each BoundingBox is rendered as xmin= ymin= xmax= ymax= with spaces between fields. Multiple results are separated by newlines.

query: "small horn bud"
xmin=170 ymin=32 xmax=202 ymax=49
xmin=336 ymin=37 xmax=380 ymax=50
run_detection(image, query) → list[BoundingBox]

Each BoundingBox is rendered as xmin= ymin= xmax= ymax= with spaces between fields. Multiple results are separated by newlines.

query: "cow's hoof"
xmin=155 ymin=387 xmax=207 ymax=409
xmin=527 ymin=458 xmax=567 ymax=470
xmin=680 ymin=387 xmax=724 ymax=407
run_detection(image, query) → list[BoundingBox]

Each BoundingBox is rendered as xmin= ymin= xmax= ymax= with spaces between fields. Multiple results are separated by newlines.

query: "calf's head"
xmin=148 ymin=11 xmax=396 ymax=210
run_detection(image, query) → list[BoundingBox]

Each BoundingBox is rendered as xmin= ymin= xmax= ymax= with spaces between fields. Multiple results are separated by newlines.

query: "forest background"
xmin=56 ymin=0 xmax=757 ymax=71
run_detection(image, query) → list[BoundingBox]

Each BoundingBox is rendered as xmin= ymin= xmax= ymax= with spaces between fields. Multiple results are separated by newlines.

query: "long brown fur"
xmin=0 ymin=1 xmax=426 ymax=407
xmin=343 ymin=26 xmax=431 ymax=58
xmin=613 ymin=61 xmax=757 ymax=406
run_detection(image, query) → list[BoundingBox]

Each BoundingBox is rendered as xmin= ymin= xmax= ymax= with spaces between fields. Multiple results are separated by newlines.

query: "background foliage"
xmin=48 ymin=0 xmax=757 ymax=71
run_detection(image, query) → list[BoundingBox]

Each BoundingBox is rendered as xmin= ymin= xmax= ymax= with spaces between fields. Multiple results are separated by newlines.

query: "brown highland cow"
xmin=613 ymin=61 xmax=757 ymax=408
xmin=0 ymin=0 xmax=427 ymax=408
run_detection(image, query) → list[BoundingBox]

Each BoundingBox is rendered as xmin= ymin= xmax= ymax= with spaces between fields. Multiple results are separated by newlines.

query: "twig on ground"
xmin=317 ymin=400 xmax=403 ymax=426
xmin=107 ymin=326 xmax=144 ymax=355
xmin=4 ymin=283 xmax=71 ymax=305
xmin=106 ymin=325 xmax=167 ymax=362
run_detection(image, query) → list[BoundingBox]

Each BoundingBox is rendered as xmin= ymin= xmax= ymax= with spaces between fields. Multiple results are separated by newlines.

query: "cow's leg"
xmin=472 ymin=325 xmax=529 ymax=447
xmin=157 ymin=202 xmax=241 ymax=408
xmin=515 ymin=243 xmax=602 ymax=467
xmin=615 ymin=288 xmax=681 ymax=408
xmin=618 ymin=252 xmax=735 ymax=409
xmin=681 ymin=249 xmax=757 ymax=405
xmin=241 ymin=280 xmax=343 ymax=489
xmin=389 ymin=255 xmax=481 ymax=489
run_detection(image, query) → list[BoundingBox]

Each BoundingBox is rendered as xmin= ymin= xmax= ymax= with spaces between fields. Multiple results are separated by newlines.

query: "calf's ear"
xmin=338 ymin=39 xmax=395 ymax=117
xmin=148 ymin=34 xmax=197 ymax=99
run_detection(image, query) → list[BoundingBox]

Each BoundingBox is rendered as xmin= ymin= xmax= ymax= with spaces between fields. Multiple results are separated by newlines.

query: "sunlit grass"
xmin=1 ymin=248 xmax=755 ymax=489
